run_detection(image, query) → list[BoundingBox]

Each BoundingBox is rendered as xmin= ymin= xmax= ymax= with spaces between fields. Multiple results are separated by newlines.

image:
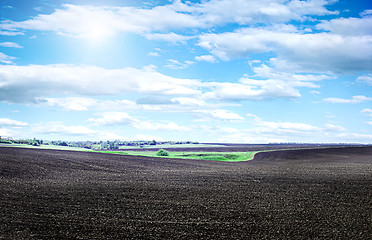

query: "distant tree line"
xmin=0 ymin=137 xmax=199 ymax=150
xmin=0 ymin=137 xmax=43 ymax=146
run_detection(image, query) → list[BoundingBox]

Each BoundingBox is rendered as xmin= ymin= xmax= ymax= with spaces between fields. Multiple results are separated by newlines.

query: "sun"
xmin=81 ymin=22 xmax=115 ymax=45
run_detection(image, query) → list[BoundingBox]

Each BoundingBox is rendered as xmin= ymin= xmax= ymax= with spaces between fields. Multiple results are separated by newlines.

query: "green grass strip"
xmin=103 ymin=150 xmax=259 ymax=162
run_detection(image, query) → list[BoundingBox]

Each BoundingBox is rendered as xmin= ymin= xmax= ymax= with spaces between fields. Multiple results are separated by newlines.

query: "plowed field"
xmin=1 ymin=146 xmax=371 ymax=239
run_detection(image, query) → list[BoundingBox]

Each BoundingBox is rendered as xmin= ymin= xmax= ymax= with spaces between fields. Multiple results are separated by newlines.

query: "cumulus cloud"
xmin=316 ymin=16 xmax=372 ymax=35
xmin=37 ymin=95 xmax=238 ymax=113
xmin=0 ymin=64 xmax=202 ymax=103
xmin=0 ymin=31 xmax=24 ymax=36
xmin=323 ymin=95 xmax=372 ymax=104
xmin=87 ymin=111 xmax=190 ymax=131
xmin=195 ymin=55 xmax=217 ymax=63
xmin=144 ymin=32 xmax=194 ymax=43
xmin=203 ymin=81 xmax=300 ymax=101
xmin=88 ymin=112 xmax=137 ymax=126
xmin=361 ymin=108 xmax=372 ymax=117
xmin=135 ymin=134 xmax=163 ymax=141
xmin=197 ymin=22 xmax=372 ymax=73
xmin=197 ymin=114 xmax=325 ymax=143
xmin=165 ymin=59 xmax=194 ymax=69
xmin=362 ymin=109 xmax=372 ymax=125
xmin=0 ymin=1 xmax=339 ymax=38
xmin=324 ymin=124 xmax=347 ymax=132
xmin=171 ymin=97 xmax=206 ymax=106
xmin=0 ymin=62 xmax=338 ymax=106
xmin=32 ymin=123 xmax=97 ymax=136
xmin=0 ymin=118 xmax=28 ymax=127
xmin=203 ymin=64 xmax=331 ymax=101
xmin=0 ymin=128 xmax=17 ymax=137
xmin=0 ymin=42 xmax=23 ymax=48
xmin=193 ymin=109 xmax=244 ymax=121
xmin=39 ymin=97 xmax=137 ymax=111
xmin=357 ymin=75 xmax=372 ymax=86
xmin=0 ymin=4 xmax=203 ymax=38
xmin=335 ymin=132 xmax=372 ymax=142
xmin=1 ymin=1 xmax=360 ymax=75
xmin=133 ymin=121 xmax=191 ymax=131
xmin=202 ymin=114 xmax=370 ymax=143
xmin=30 ymin=122 xmax=125 ymax=140
xmin=246 ymin=113 xmax=322 ymax=133
xmin=147 ymin=52 xmax=159 ymax=57
xmin=0 ymin=52 xmax=16 ymax=64
xmin=39 ymin=97 xmax=98 ymax=111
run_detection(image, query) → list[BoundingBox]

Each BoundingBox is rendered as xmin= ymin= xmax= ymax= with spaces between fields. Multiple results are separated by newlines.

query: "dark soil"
xmin=1 ymin=146 xmax=371 ymax=239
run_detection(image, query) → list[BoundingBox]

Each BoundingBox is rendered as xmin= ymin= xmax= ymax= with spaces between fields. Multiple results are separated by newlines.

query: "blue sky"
xmin=0 ymin=0 xmax=371 ymax=143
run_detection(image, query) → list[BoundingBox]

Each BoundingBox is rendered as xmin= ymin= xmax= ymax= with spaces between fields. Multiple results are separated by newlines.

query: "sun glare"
xmin=82 ymin=23 xmax=114 ymax=45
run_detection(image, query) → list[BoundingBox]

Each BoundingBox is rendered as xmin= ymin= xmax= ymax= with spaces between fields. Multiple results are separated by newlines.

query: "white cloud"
xmin=39 ymin=97 xmax=98 ymax=111
xmin=198 ymin=24 xmax=372 ymax=73
xmin=38 ymin=97 xmax=137 ymax=111
xmin=135 ymin=134 xmax=163 ymax=141
xmin=204 ymin=81 xmax=299 ymax=101
xmin=171 ymin=97 xmax=206 ymax=106
xmin=0 ymin=42 xmax=23 ymax=48
xmin=0 ymin=64 xmax=202 ymax=103
xmin=250 ymin=118 xmax=322 ymax=133
xmin=323 ymin=95 xmax=372 ymax=104
xmin=32 ymin=123 xmax=97 ymax=136
xmin=311 ymin=90 xmax=320 ymax=95
xmin=0 ymin=1 xmax=340 ymax=39
xmin=203 ymin=64 xmax=331 ymax=101
xmin=0 ymin=52 xmax=16 ymax=64
xmin=144 ymin=32 xmax=194 ymax=43
xmin=37 ymin=96 xmax=238 ymax=113
xmin=195 ymin=55 xmax=217 ymax=63
xmin=361 ymin=108 xmax=372 ymax=117
xmin=165 ymin=59 xmax=194 ymax=69
xmin=0 ymin=118 xmax=28 ymax=127
xmin=0 ymin=128 xmax=17 ymax=137
xmin=147 ymin=52 xmax=159 ymax=57
xmin=287 ymin=0 xmax=339 ymax=16
xmin=324 ymin=124 xmax=347 ymax=132
xmin=245 ymin=113 xmax=324 ymax=134
xmin=0 ymin=31 xmax=24 ymax=36
xmin=133 ymin=121 xmax=191 ymax=131
xmin=335 ymin=133 xmax=372 ymax=142
xmin=362 ymin=108 xmax=372 ymax=125
xmin=316 ymin=16 xmax=372 ymax=35
xmin=30 ymin=122 xmax=125 ymax=140
xmin=87 ymin=111 xmax=190 ymax=131
xmin=357 ymin=75 xmax=372 ymax=86
xmin=88 ymin=112 xmax=137 ymax=126
xmin=199 ymin=114 xmax=369 ymax=143
xmin=194 ymin=109 xmax=244 ymax=121
xmin=0 ymin=62 xmax=340 ymax=107
xmin=360 ymin=9 xmax=372 ymax=17
xmin=0 ymin=4 xmax=202 ymax=38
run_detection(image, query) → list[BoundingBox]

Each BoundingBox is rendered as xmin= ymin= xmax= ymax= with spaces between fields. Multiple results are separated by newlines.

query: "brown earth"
xmin=1 ymin=146 xmax=371 ymax=239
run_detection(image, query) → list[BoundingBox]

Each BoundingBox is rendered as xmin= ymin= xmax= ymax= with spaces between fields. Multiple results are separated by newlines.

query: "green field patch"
xmin=0 ymin=144 xmax=259 ymax=162
xmin=108 ymin=151 xmax=259 ymax=162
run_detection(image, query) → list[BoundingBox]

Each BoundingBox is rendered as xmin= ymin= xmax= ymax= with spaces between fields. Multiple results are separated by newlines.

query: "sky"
xmin=0 ymin=0 xmax=371 ymax=143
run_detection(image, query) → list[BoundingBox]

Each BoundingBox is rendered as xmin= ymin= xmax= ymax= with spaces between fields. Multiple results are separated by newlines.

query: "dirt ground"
xmin=1 ymin=146 xmax=371 ymax=239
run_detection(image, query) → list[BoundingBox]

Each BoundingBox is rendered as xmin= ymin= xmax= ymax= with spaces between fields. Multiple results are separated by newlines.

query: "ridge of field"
xmin=1 ymin=143 xmax=370 ymax=162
